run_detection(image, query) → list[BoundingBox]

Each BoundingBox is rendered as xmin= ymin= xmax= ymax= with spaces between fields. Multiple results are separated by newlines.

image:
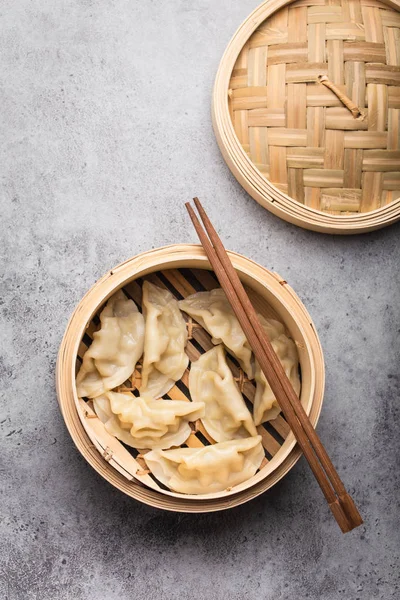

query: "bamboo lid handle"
xmin=318 ymin=75 xmax=365 ymax=120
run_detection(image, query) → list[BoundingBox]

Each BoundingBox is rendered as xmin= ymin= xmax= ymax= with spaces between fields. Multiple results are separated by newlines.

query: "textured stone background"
xmin=1 ymin=1 xmax=399 ymax=598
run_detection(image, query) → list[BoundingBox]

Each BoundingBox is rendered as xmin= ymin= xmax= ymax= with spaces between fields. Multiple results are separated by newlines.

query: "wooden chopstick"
xmin=186 ymin=199 xmax=362 ymax=533
xmin=192 ymin=197 xmax=363 ymax=530
xmin=185 ymin=202 xmax=349 ymax=531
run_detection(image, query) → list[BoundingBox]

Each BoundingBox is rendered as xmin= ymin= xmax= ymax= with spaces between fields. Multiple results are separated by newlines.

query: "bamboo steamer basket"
xmin=56 ymin=244 xmax=325 ymax=511
xmin=212 ymin=0 xmax=400 ymax=234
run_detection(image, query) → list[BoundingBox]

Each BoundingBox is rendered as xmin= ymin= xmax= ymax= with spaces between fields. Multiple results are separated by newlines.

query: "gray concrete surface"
xmin=1 ymin=1 xmax=399 ymax=598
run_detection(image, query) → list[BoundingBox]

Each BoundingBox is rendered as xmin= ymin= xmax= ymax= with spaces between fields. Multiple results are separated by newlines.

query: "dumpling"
xmin=140 ymin=281 xmax=189 ymax=398
xmin=253 ymin=315 xmax=301 ymax=425
xmin=93 ymin=391 xmax=205 ymax=449
xmin=179 ymin=288 xmax=253 ymax=378
xmin=189 ymin=345 xmax=257 ymax=441
xmin=144 ymin=435 xmax=264 ymax=494
xmin=76 ymin=290 xmax=144 ymax=398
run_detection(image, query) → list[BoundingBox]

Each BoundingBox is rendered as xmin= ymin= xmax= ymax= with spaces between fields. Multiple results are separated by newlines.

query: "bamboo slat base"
xmin=213 ymin=0 xmax=400 ymax=233
xmin=56 ymin=245 xmax=325 ymax=511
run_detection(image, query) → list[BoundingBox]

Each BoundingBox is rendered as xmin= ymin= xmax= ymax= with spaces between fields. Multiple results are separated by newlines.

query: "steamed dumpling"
xmin=140 ymin=281 xmax=189 ymax=398
xmin=179 ymin=288 xmax=253 ymax=378
xmin=189 ymin=345 xmax=257 ymax=442
xmin=76 ymin=290 xmax=144 ymax=398
xmin=144 ymin=436 xmax=264 ymax=494
xmin=253 ymin=315 xmax=301 ymax=425
xmin=93 ymin=391 xmax=205 ymax=449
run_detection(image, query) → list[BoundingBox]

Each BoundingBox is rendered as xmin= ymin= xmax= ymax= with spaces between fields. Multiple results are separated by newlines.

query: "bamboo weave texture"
xmin=229 ymin=0 xmax=400 ymax=214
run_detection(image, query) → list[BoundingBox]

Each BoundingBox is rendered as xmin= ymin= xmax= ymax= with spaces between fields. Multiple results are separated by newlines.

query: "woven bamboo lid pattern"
xmin=213 ymin=0 xmax=400 ymax=233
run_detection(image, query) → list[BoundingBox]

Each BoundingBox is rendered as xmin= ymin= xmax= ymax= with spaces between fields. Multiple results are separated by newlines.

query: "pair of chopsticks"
xmin=186 ymin=198 xmax=363 ymax=533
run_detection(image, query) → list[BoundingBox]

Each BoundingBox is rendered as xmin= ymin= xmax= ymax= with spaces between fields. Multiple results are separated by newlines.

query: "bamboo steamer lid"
xmin=212 ymin=0 xmax=400 ymax=234
xmin=56 ymin=245 xmax=325 ymax=511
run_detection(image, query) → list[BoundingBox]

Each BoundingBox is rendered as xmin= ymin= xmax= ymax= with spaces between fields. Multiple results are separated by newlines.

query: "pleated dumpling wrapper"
xmin=189 ymin=345 xmax=257 ymax=442
xmin=140 ymin=281 xmax=189 ymax=398
xmin=76 ymin=290 xmax=144 ymax=399
xmin=254 ymin=315 xmax=301 ymax=425
xmin=179 ymin=288 xmax=253 ymax=378
xmin=144 ymin=436 xmax=264 ymax=494
xmin=93 ymin=391 xmax=205 ymax=449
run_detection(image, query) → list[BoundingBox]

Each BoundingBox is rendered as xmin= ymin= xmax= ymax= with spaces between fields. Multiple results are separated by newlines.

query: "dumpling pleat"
xmin=144 ymin=436 xmax=264 ymax=494
xmin=189 ymin=345 xmax=257 ymax=442
xmin=76 ymin=290 xmax=144 ymax=399
xmin=93 ymin=391 xmax=204 ymax=450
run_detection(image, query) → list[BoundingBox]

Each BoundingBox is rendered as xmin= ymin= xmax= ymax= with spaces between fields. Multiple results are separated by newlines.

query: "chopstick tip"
xmin=193 ymin=196 xmax=202 ymax=210
xmin=185 ymin=202 xmax=198 ymax=222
